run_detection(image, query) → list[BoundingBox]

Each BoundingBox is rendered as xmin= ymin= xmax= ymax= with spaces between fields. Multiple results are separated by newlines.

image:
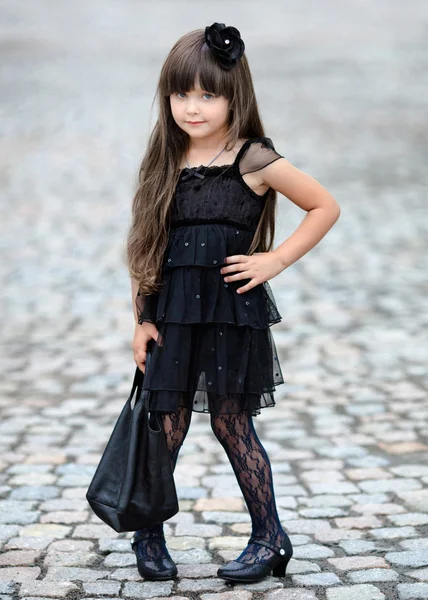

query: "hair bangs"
xmin=159 ymin=31 xmax=234 ymax=99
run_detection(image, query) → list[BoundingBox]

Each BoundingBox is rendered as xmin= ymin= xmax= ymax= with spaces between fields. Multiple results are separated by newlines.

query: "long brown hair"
xmin=126 ymin=27 xmax=279 ymax=295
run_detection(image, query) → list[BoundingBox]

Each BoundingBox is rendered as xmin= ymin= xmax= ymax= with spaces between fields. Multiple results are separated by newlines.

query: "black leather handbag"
xmin=85 ymin=346 xmax=179 ymax=532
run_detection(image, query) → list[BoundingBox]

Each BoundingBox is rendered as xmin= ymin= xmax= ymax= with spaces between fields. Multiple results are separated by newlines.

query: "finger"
xmin=236 ymin=281 xmax=257 ymax=293
xmin=221 ymin=262 xmax=248 ymax=275
xmin=224 ymin=271 xmax=252 ymax=282
xmin=224 ymin=254 xmax=247 ymax=263
xmin=136 ymin=358 xmax=146 ymax=374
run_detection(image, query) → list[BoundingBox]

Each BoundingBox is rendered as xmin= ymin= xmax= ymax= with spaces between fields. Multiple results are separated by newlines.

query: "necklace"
xmin=181 ymin=146 xmax=227 ymax=180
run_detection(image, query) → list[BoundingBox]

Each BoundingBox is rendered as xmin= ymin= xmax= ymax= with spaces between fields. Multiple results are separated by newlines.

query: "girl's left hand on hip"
xmin=220 ymin=251 xmax=286 ymax=294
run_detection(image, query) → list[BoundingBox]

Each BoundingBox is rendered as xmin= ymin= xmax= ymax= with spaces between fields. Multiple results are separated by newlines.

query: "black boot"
xmin=217 ymin=535 xmax=293 ymax=583
xmin=130 ymin=531 xmax=178 ymax=580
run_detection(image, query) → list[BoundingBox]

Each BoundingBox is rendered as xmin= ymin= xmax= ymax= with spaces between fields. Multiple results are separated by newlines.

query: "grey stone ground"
xmin=1 ymin=1 xmax=428 ymax=599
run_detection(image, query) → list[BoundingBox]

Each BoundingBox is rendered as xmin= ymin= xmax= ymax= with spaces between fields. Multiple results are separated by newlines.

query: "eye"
xmin=203 ymin=93 xmax=214 ymax=100
xmin=176 ymin=92 xmax=187 ymax=99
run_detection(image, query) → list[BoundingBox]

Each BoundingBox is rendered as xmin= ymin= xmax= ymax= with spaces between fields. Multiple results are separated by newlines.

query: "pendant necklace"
xmin=181 ymin=146 xmax=227 ymax=180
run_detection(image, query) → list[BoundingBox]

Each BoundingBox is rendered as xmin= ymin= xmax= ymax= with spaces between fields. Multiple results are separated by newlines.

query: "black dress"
xmin=136 ymin=136 xmax=285 ymax=417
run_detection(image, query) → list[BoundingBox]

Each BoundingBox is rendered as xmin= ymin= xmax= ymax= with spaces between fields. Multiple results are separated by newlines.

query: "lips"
xmin=187 ymin=121 xmax=205 ymax=124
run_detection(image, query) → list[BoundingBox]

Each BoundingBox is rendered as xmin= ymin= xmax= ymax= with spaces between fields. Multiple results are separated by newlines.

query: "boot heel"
xmin=272 ymin=557 xmax=289 ymax=577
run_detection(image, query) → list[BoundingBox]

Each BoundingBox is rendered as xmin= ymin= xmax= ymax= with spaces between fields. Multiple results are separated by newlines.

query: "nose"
xmin=186 ymin=99 xmax=199 ymax=116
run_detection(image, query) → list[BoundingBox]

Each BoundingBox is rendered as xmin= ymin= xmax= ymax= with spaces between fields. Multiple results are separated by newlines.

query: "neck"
xmin=187 ymin=128 xmax=230 ymax=152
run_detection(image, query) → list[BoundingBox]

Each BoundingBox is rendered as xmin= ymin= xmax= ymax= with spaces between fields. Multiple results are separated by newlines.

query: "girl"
xmin=126 ymin=22 xmax=340 ymax=584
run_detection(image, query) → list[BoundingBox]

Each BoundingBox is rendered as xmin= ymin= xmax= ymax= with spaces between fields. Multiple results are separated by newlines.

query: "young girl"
xmin=126 ymin=22 xmax=340 ymax=584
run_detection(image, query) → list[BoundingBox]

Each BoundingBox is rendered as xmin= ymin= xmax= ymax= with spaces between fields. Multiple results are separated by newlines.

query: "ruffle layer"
xmin=138 ymin=266 xmax=282 ymax=329
xmin=141 ymin=322 xmax=284 ymax=417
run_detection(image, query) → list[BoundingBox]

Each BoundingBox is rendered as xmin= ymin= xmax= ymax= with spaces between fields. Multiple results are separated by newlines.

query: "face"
xmin=169 ymin=80 xmax=230 ymax=139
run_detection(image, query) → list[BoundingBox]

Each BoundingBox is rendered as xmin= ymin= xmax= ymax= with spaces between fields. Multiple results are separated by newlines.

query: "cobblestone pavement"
xmin=1 ymin=1 xmax=428 ymax=599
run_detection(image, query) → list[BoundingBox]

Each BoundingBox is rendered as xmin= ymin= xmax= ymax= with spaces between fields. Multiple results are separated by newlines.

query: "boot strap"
xmin=130 ymin=533 xmax=164 ymax=548
xmin=248 ymin=536 xmax=288 ymax=557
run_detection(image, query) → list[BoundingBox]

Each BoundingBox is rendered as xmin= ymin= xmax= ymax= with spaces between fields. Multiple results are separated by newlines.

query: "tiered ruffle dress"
xmin=136 ymin=136 xmax=285 ymax=417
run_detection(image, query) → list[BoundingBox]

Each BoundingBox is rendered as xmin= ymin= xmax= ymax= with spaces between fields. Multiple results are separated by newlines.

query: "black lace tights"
xmin=133 ymin=404 xmax=192 ymax=562
xmin=134 ymin=402 xmax=289 ymax=565
xmin=210 ymin=408 xmax=289 ymax=564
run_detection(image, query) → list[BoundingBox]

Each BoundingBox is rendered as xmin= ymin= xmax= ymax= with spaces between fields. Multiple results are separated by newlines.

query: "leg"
xmin=133 ymin=399 xmax=192 ymax=561
xmin=210 ymin=407 xmax=290 ymax=564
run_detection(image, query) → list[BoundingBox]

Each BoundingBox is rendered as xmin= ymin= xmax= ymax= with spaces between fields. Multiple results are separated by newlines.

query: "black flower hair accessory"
xmin=204 ymin=22 xmax=245 ymax=70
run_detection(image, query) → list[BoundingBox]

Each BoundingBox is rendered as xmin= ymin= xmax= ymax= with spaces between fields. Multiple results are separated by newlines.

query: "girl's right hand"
xmin=132 ymin=322 xmax=159 ymax=374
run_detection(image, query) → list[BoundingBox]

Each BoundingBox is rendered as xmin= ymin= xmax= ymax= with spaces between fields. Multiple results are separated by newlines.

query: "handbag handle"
xmin=129 ymin=338 xmax=155 ymax=407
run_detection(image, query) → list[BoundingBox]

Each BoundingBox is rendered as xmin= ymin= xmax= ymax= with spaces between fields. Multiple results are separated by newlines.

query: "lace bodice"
xmin=170 ymin=137 xmax=283 ymax=231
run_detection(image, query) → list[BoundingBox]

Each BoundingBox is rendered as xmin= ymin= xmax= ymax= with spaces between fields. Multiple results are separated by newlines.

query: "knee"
xmin=210 ymin=413 xmax=229 ymax=443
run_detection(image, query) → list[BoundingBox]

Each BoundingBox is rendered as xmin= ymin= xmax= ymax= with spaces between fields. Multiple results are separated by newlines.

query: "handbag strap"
xmin=129 ymin=339 xmax=155 ymax=405
xmin=129 ymin=365 xmax=144 ymax=402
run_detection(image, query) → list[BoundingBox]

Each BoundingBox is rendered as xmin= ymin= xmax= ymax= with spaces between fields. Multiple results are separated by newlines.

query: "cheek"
xmin=210 ymin=101 xmax=230 ymax=122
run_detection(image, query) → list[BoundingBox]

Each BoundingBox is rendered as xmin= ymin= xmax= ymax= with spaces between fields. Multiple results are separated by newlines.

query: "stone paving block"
xmin=397 ymin=583 xmax=428 ymax=599
xmin=292 ymin=573 xmax=342 ymax=586
xmin=370 ymin=526 xmax=418 ymax=539
xmin=401 ymin=539 xmax=428 ymax=551
xmin=326 ymin=585 xmax=385 ymax=599
xmin=314 ymin=529 xmax=363 ymax=544
xmin=208 ymin=536 xmax=248 ymax=550
xmin=396 ymin=490 xmax=428 ymax=513
xmin=281 ymin=519 xmax=332 ymax=535
xmin=358 ymin=479 xmax=422 ymax=493
xmin=0 ymin=584 xmax=15 ymax=595
xmin=391 ymin=466 xmax=428 ymax=478
xmin=43 ymin=567 xmax=110 ymax=581
xmin=82 ymin=581 xmax=122 ymax=595
xmin=307 ymin=482 xmax=359 ymax=495
xmin=72 ymin=524 xmax=120 ymax=539
xmin=4 ymin=537 xmax=53 ymax=550
xmin=9 ymin=487 xmax=59 ymax=501
xmin=0 ymin=568 xmax=41 ymax=582
xmin=385 ymin=550 xmax=428 ymax=568
xmin=299 ymin=507 xmax=347 ymax=518
xmin=378 ymin=442 xmax=428 ymax=454
xmin=0 ymin=550 xmax=41 ymax=566
xmin=264 ymin=590 xmax=319 ymax=600
xmin=167 ymin=536 xmax=206 ymax=550
xmin=177 ymin=563 xmax=221 ymax=578
xmin=175 ymin=523 xmax=222 ymax=537
xmin=232 ymin=578 xmax=284 ymax=592
xmin=201 ymin=511 xmax=251 ymax=524
xmin=352 ymin=502 xmax=406 ymax=515
xmin=348 ymin=568 xmax=399 ymax=583
xmin=334 ymin=516 xmax=382 ymax=529
xmin=406 ymin=568 xmax=428 ymax=581
xmin=328 ymin=556 xmax=389 ymax=571
xmin=18 ymin=525 xmax=70 ymax=539
xmin=389 ymin=513 xmax=428 ymax=526
xmin=103 ymin=552 xmax=135 ymax=567
xmin=177 ymin=578 xmax=228 ymax=592
xmin=298 ymin=495 xmax=353 ymax=507
xmin=122 ymin=581 xmax=174 ymax=597
xmin=39 ymin=511 xmax=88 ymax=524
xmin=169 ymin=548 xmax=213 ymax=564
xmin=293 ymin=544 xmax=335 ymax=559
xmin=44 ymin=550 xmax=99 ymax=567
xmin=47 ymin=540 xmax=94 ymax=552
xmin=18 ymin=581 xmax=79 ymax=597
xmin=287 ymin=559 xmax=321 ymax=574
xmin=345 ymin=468 xmax=392 ymax=481
xmin=200 ymin=593 xmax=253 ymax=600
xmin=338 ymin=540 xmax=385 ymax=555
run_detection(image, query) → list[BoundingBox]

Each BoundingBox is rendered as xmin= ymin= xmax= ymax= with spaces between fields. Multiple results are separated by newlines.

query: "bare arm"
xmin=260 ymin=158 xmax=341 ymax=269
